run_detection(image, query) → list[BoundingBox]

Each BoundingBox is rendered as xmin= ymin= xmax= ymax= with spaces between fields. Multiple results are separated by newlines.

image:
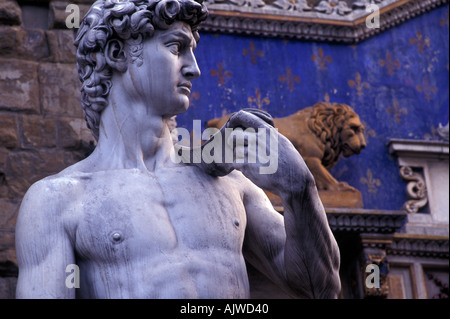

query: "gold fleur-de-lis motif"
xmin=360 ymin=169 xmax=381 ymax=194
xmin=386 ymin=99 xmax=408 ymax=123
xmin=210 ymin=62 xmax=232 ymax=86
xmin=440 ymin=11 xmax=449 ymax=27
xmin=311 ymin=47 xmax=333 ymax=70
xmin=324 ymin=92 xmax=331 ymax=103
xmin=409 ymin=31 xmax=431 ymax=54
xmin=242 ymin=42 xmax=264 ymax=64
xmin=361 ymin=120 xmax=376 ymax=142
xmin=379 ymin=51 xmax=401 ymax=75
xmin=248 ymin=88 xmax=270 ymax=109
xmin=416 ymin=77 xmax=438 ymax=100
xmin=189 ymin=91 xmax=200 ymax=106
xmin=348 ymin=72 xmax=370 ymax=96
xmin=279 ymin=67 xmax=301 ymax=91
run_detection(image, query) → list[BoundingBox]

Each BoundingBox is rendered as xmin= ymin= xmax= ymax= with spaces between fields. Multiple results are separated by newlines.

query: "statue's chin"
xmin=172 ymin=102 xmax=190 ymax=116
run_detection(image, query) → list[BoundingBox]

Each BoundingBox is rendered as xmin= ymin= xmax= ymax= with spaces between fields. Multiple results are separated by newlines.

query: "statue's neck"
xmin=86 ymin=94 xmax=176 ymax=172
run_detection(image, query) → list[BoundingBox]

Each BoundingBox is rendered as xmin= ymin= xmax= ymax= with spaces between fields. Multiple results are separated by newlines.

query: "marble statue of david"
xmin=15 ymin=0 xmax=340 ymax=299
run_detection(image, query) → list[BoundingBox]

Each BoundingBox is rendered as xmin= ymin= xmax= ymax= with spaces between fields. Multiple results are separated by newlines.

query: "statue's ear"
xmin=105 ymin=39 xmax=127 ymax=73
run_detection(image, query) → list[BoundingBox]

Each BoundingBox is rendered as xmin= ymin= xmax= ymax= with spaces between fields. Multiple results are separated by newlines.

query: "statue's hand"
xmin=227 ymin=108 xmax=275 ymax=128
xmin=198 ymin=109 xmax=314 ymax=196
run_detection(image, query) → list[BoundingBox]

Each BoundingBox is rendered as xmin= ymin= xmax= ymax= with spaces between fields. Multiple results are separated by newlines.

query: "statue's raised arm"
xmin=191 ymin=109 xmax=341 ymax=298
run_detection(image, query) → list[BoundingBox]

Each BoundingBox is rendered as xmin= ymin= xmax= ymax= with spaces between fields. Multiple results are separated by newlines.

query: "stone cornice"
xmin=325 ymin=208 xmax=407 ymax=233
xmin=387 ymin=233 xmax=449 ymax=258
xmin=388 ymin=139 xmax=450 ymax=160
xmin=200 ymin=0 xmax=449 ymax=43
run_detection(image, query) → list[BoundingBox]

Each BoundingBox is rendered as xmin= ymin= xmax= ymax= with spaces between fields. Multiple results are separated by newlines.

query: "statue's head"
xmin=74 ymin=0 xmax=208 ymax=140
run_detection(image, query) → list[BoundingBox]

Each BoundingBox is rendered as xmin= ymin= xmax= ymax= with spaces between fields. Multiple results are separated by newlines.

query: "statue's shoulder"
xmin=21 ymin=165 xmax=92 ymax=213
xmin=16 ymin=167 xmax=93 ymax=250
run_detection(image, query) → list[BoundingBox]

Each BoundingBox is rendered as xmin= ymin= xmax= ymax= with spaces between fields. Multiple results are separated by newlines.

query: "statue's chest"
xmin=72 ymin=173 xmax=171 ymax=262
xmin=72 ymin=169 xmax=246 ymax=262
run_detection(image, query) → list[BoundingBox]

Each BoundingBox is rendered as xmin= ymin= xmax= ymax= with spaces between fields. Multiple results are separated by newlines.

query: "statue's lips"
xmin=178 ymin=82 xmax=192 ymax=95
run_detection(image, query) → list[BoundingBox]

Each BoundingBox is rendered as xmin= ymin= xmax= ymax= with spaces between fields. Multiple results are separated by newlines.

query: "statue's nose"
xmin=182 ymin=51 xmax=201 ymax=80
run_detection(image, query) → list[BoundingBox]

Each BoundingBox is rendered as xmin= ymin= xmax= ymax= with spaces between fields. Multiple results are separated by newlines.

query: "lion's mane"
xmin=307 ymin=102 xmax=358 ymax=169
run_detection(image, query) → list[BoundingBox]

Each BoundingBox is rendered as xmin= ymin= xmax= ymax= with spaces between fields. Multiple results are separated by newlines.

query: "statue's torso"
xmin=61 ymin=167 xmax=250 ymax=298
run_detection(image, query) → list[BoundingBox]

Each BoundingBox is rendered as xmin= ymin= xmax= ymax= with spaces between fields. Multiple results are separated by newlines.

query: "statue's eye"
xmin=167 ymin=42 xmax=181 ymax=55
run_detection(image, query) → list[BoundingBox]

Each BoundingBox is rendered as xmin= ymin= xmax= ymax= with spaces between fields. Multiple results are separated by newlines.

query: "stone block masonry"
xmin=0 ymin=0 xmax=95 ymax=298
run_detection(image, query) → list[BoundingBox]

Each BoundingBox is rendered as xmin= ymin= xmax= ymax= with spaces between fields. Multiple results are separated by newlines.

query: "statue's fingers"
xmin=239 ymin=108 xmax=275 ymax=127
xmin=226 ymin=110 xmax=274 ymax=130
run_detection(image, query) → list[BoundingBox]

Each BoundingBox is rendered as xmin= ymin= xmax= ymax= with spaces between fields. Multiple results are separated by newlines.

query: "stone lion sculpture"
xmin=206 ymin=101 xmax=366 ymax=192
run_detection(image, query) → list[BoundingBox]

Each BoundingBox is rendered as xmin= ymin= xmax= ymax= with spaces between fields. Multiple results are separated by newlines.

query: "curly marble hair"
xmin=74 ymin=0 xmax=208 ymax=140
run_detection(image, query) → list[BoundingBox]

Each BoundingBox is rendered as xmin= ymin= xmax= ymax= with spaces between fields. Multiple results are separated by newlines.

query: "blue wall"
xmin=176 ymin=5 xmax=449 ymax=210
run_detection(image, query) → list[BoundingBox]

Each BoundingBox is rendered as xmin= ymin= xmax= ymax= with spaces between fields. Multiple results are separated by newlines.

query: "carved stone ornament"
xmin=326 ymin=208 xmax=406 ymax=233
xmin=437 ymin=121 xmax=449 ymax=141
xmin=201 ymin=0 xmax=449 ymax=43
xmin=207 ymin=102 xmax=367 ymax=208
xmin=399 ymin=166 xmax=428 ymax=214
xmin=206 ymin=0 xmax=384 ymax=16
xmin=207 ymin=101 xmax=367 ymax=195
xmin=387 ymin=234 xmax=449 ymax=258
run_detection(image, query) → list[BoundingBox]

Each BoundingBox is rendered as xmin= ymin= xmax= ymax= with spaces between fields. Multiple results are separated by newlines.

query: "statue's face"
xmin=127 ymin=21 xmax=201 ymax=117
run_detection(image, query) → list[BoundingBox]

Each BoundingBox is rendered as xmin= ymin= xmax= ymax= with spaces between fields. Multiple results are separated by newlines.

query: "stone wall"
xmin=0 ymin=0 xmax=94 ymax=298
